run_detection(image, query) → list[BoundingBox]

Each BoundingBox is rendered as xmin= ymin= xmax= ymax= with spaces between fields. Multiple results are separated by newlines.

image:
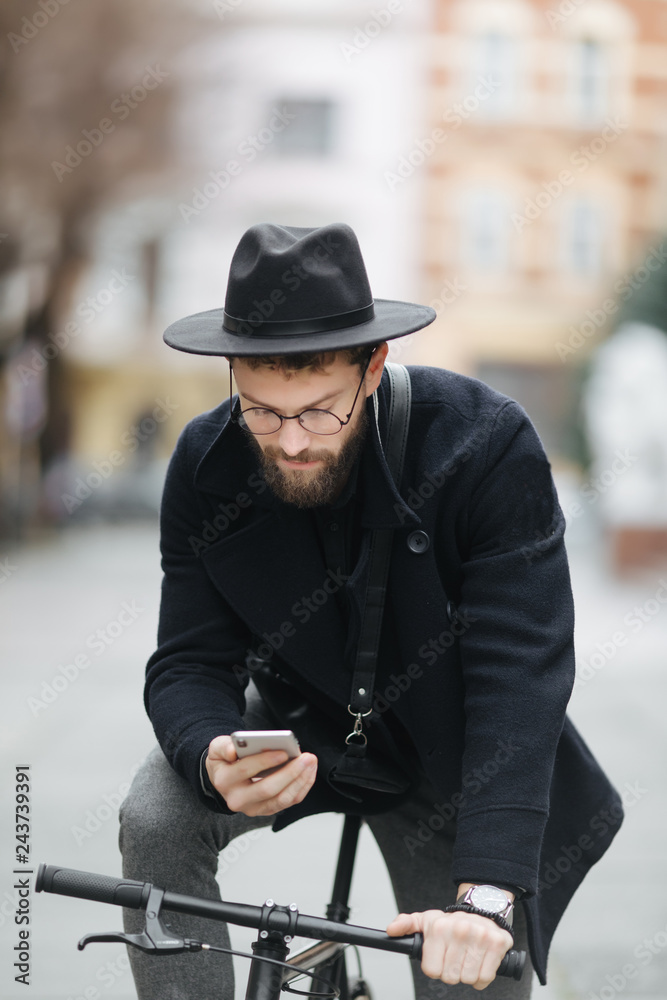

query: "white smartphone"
xmin=231 ymin=729 xmax=301 ymax=777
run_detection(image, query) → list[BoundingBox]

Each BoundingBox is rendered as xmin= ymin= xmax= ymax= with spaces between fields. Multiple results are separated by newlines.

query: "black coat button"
xmin=407 ymin=530 xmax=430 ymax=554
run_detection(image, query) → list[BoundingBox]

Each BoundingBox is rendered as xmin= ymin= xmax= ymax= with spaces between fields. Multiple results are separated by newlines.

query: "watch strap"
xmin=444 ymin=903 xmax=514 ymax=940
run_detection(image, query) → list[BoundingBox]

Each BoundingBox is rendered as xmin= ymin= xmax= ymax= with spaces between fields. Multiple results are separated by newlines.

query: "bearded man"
xmin=119 ymin=223 xmax=621 ymax=999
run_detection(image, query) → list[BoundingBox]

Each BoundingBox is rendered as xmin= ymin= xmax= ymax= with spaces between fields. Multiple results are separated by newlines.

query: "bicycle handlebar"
xmin=37 ymin=864 xmax=151 ymax=909
xmin=36 ymin=863 xmax=525 ymax=980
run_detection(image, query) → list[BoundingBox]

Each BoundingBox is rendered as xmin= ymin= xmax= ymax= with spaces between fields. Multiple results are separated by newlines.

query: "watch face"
xmin=470 ymin=885 xmax=508 ymax=913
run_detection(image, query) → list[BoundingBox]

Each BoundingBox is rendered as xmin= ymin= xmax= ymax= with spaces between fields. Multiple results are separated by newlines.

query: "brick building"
xmin=412 ymin=0 xmax=667 ymax=460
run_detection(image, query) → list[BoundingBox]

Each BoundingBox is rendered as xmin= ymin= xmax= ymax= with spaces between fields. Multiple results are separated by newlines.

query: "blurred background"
xmin=2 ymin=0 xmax=667 ymax=997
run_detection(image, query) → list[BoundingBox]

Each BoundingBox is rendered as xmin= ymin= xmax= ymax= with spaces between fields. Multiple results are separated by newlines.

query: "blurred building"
xmin=42 ymin=0 xmax=433 ymax=524
xmin=415 ymin=0 xmax=667 ymax=462
xmin=5 ymin=0 xmax=667 ymax=539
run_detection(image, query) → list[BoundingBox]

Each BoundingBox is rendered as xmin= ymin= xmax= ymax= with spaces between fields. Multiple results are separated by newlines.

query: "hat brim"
xmin=163 ymin=299 xmax=436 ymax=356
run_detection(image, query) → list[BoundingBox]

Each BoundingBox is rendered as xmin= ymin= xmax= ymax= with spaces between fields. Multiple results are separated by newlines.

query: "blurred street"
xmin=1 ymin=506 xmax=666 ymax=1000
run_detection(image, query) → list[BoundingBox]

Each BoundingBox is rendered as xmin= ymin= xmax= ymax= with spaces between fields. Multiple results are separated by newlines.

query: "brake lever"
xmin=77 ymin=885 xmax=202 ymax=955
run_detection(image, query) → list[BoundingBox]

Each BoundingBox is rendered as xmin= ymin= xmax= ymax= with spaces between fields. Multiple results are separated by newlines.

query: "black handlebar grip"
xmin=36 ymin=863 xmax=151 ymax=910
xmin=497 ymin=948 xmax=526 ymax=981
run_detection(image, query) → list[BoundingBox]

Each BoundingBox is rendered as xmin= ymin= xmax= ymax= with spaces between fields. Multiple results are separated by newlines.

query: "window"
xmin=563 ymin=197 xmax=604 ymax=277
xmin=462 ymin=190 xmax=511 ymax=273
xmin=572 ymin=38 xmax=608 ymax=125
xmin=471 ymin=32 xmax=517 ymax=119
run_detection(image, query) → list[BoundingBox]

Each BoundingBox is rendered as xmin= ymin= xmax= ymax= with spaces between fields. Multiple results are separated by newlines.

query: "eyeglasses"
xmin=230 ymin=352 xmax=373 ymax=436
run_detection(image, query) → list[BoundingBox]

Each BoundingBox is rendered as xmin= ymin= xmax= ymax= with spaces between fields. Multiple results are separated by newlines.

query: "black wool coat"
xmin=145 ymin=365 xmax=622 ymax=984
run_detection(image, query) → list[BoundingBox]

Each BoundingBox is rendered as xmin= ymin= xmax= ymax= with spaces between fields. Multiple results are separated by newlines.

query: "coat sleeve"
xmin=144 ymin=422 xmax=252 ymax=811
xmin=450 ymin=400 xmax=575 ymax=896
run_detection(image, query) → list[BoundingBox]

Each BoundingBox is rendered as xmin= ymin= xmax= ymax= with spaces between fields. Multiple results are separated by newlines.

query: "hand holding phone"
xmin=206 ymin=730 xmax=316 ymax=817
xmin=231 ymin=730 xmax=301 ymax=778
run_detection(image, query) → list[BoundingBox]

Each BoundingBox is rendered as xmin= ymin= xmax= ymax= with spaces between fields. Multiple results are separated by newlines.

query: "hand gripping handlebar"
xmin=36 ymin=863 xmax=526 ymax=980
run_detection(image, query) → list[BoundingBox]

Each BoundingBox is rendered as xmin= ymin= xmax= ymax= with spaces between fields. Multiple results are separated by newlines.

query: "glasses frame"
xmin=229 ymin=351 xmax=374 ymax=436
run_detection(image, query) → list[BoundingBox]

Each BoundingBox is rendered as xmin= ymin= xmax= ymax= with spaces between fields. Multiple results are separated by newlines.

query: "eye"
xmin=302 ymin=409 xmax=332 ymax=422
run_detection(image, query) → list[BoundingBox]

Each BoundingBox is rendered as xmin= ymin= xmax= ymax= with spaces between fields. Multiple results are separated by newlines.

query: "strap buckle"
xmin=345 ymin=705 xmax=372 ymax=746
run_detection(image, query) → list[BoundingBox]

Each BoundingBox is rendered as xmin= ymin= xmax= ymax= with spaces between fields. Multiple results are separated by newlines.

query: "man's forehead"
xmin=231 ymin=355 xmax=357 ymax=378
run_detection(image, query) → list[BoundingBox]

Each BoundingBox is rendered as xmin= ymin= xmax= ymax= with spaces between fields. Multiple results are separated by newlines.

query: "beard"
xmin=246 ymin=405 xmax=368 ymax=508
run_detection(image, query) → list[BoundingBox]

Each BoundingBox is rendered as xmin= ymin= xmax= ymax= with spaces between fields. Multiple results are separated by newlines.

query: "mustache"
xmin=262 ymin=447 xmax=331 ymax=464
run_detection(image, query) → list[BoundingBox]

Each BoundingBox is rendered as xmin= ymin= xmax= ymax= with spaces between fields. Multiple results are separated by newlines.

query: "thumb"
xmin=386 ymin=912 xmax=422 ymax=936
xmin=208 ymin=735 xmax=237 ymax=763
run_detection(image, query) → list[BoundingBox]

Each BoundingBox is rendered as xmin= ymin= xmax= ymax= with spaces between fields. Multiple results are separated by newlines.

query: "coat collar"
xmin=193 ymin=368 xmax=419 ymax=711
xmin=193 ymin=368 xmax=420 ymax=530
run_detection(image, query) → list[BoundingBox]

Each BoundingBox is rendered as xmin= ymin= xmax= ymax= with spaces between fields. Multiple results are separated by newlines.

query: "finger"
xmin=208 ymin=735 xmax=237 ymax=762
xmin=236 ymin=749 xmax=290 ymax=781
xmin=475 ymin=932 xmax=514 ymax=988
xmin=227 ymin=754 xmax=317 ymax=816
xmin=243 ymin=754 xmax=317 ymax=815
xmin=386 ymin=913 xmax=420 ymax=936
xmin=420 ymin=915 xmax=449 ymax=981
xmin=217 ymin=752 xmax=290 ymax=805
xmin=449 ymin=917 xmax=511 ymax=988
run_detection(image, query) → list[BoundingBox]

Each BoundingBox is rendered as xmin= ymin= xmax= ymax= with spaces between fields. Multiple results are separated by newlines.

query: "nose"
xmin=275 ymin=417 xmax=312 ymax=457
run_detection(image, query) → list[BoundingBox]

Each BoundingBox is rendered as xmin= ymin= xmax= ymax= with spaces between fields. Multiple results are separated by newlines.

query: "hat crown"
xmin=224 ymin=223 xmax=373 ymax=326
xmin=162 ymin=220 xmax=436 ymax=357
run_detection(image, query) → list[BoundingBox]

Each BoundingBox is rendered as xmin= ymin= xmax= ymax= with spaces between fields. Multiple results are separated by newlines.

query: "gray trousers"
xmin=119 ymin=690 xmax=533 ymax=1000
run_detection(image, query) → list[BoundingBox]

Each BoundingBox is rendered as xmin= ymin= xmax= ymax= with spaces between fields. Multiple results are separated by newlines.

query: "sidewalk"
xmin=1 ymin=516 xmax=665 ymax=998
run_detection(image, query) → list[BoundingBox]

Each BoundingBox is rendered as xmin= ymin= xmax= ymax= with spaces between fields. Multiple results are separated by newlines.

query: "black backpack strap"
xmin=383 ymin=362 xmax=412 ymax=483
xmin=347 ymin=363 xmax=411 ymax=727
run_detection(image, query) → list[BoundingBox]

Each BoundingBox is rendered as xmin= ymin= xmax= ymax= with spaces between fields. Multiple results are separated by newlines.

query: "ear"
xmin=364 ymin=342 xmax=389 ymax=396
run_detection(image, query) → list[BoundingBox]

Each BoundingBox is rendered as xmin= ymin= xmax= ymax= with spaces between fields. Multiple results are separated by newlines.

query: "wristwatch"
xmin=456 ymin=885 xmax=514 ymax=927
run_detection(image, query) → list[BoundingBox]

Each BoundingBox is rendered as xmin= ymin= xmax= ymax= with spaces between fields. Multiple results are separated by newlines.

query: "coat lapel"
xmin=201 ymin=505 xmax=354 ymax=705
xmin=195 ymin=371 xmax=421 ymax=704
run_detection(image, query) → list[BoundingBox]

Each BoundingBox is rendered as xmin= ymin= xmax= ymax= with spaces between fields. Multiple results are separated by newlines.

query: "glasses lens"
xmin=299 ymin=410 xmax=343 ymax=435
xmin=238 ymin=408 xmax=282 ymax=434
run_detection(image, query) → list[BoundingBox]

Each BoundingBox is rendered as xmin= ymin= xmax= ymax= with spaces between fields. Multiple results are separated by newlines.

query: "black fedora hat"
xmin=163 ymin=222 xmax=436 ymax=356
